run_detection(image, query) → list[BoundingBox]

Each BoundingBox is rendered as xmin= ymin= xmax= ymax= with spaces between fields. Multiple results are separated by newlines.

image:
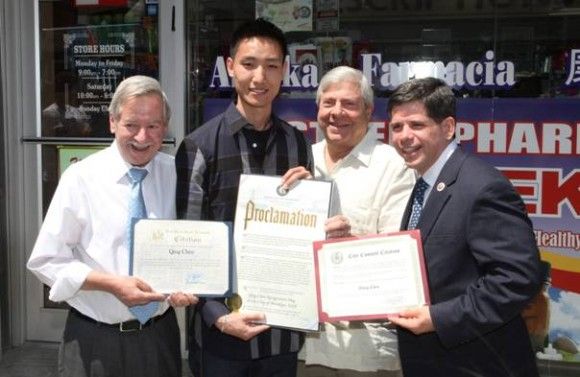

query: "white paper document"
xmin=314 ymin=231 xmax=430 ymax=322
xmin=233 ymin=174 xmax=333 ymax=331
xmin=133 ymin=220 xmax=231 ymax=296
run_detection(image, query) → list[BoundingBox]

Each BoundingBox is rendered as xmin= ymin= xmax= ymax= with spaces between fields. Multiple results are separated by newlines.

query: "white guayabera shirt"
xmin=301 ymin=130 xmax=415 ymax=372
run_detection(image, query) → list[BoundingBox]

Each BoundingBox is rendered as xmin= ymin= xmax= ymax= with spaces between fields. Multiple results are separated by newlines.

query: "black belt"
xmin=70 ymin=307 xmax=172 ymax=332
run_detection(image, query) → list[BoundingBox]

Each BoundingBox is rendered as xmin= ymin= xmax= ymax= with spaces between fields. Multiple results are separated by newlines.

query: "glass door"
xmin=26 ymin=0 xmax=184 ymax=342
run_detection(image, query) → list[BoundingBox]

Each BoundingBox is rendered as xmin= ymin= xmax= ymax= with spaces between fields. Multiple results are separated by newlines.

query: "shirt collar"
xmin=319 ymin=129 xmax=374 ymax=168
xmin=108 ymin=140 xmax=154 ymax=183
xmin=342 ymin=129 xmax=375 ymax=167
xmin=224 ymin=102 xmax=287 ymax=136
xmin=224 ymin=103 xmax=248 ymax=135
xmin=314 ymin=129 xmax=374 ymax=177
xmin=421 ymin=141 xmax=458 ymax=187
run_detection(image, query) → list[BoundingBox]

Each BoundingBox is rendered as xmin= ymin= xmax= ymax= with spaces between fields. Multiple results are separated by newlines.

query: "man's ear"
xmin=109 ymin=116 xmax=117 ymax=134
xmin=282 ymin=58 xmax=288 ymax=83
xmin=442 ymin=116 xmax=456 ymax=141
xmin=366 ymin=104 xmax=374 ymax=122
xmin=226 ymin=57 xmax=234 ymax=78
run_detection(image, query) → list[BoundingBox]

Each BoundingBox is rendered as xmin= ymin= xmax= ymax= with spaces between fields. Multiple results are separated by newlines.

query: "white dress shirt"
xmin=27 ymin=141 xmax=176 ymax=324
xmin=300 ymin=131 xmax=415 ymax=371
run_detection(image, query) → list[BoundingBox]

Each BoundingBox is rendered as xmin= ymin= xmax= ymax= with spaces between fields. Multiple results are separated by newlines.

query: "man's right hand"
xmin=83 ymin=271 xmax=165 ymax=306
xmin=215 ymin=312 xmax=270 ymax=341
xmin=113 ymin=276 xmax=166 ymax=306
xmin=280 ymin=166 xmax=312 ymax=191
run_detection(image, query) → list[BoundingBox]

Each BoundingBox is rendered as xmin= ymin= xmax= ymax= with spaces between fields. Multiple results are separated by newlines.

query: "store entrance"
xmin=25 ymin=0 xmax=185 ymax=343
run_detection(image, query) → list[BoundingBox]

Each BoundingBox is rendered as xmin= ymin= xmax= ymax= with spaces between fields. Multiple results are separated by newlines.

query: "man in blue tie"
xmin=386 ymin=77 xmax=543 ymax=377
xmin=28 ymin=75 xmax=198 ymax=377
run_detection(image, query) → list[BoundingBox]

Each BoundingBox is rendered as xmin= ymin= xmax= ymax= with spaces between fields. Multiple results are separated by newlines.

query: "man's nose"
xmin=330 ymin=103 xmax=344 ymax=116
xmin=399 ymin=124 xmax=414 ymax=140
xmin=253 ymin=65 xmax=266 ymax=83
xmin=134 ymin=126 xmax=148 ymax=142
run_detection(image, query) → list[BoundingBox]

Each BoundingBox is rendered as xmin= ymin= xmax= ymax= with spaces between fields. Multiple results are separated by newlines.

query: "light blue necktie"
xmin=408 ymin=178 xmax=429 ymax=230
xmin=127 ymin=167 xmax=159 ymax=324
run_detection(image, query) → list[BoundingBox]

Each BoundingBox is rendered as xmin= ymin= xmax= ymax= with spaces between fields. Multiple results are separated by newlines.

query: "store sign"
xmin=64 ymin=30 xmax=135 ymax=118
xmin=565 ymin=49 xmax=580 ymax=87
xmin=209 ymin=50 xmax=516 ymax=90
xmin=74 ymin=0 xmax=128 ymax=6
xmin=362 ymin=50 xmax=515 ymax=89
xmin=340 ymin=0 xmax=578 ymax=15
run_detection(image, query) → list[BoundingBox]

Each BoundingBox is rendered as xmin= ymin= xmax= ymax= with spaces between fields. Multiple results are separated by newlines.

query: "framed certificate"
xmin=314 ymin=230 xmax=430 ymax=322
xmin=233 ymin=174 xmax=333 ymax=331
xmin=132 ymin=219 xmax=232 ymax=296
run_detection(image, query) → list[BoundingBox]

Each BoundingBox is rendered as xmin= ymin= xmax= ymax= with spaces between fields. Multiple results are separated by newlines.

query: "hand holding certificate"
xmin=314 ymin=230 xmax=430 ymax=322
xmin=132 ymin=220 xmax=231 ymax=296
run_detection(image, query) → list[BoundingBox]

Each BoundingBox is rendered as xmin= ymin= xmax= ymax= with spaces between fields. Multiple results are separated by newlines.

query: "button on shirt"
xmin=300 ymin=131 xmax=415 ymax=371
xmin=27 ymin=141 xmax=176 ymax=324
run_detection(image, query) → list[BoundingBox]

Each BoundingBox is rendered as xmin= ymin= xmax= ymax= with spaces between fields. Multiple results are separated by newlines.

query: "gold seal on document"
xmin=276 ymin=185 xmax=289 ymax=196
xmin=225 ymin=293 xmax=243 ymax=312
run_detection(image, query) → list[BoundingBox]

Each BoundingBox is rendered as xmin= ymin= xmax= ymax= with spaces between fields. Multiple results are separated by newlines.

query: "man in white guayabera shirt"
xmin=284 ymin=66 xmax=415 ymax=377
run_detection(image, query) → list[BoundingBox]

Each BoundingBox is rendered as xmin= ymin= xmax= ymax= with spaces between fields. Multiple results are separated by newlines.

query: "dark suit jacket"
xmin=398 ymin=148 xmax=543 ymax=377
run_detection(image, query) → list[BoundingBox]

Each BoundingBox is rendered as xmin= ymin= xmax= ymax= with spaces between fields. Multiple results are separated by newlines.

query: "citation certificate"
xmin=314 ymin=231 xmax=430 ymax=322
xmin=133 ymin=219 xmax=231 ymax=296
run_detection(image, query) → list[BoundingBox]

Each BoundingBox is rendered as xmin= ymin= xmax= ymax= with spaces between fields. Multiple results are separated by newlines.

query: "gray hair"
xmin=108 ymin=75 xmax=171 ymax=123
xmin=316 ymin=66 xmax=373 ymax=109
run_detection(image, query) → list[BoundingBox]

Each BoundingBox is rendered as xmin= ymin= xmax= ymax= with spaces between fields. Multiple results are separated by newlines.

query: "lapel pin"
xmin=437 ymin=182 xmax=446 ymax=192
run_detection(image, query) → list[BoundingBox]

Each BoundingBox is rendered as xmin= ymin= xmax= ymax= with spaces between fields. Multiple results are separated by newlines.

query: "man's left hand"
xmin=167 ymin=292 xmax=199 ymax=307
xmin=325 ymin=215 xmax=351 ymax=238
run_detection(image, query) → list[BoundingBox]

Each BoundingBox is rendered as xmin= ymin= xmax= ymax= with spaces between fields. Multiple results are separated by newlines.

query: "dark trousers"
xmin=189 ymin=341 xmax=297 ymax=377
xmin=59 ymin=308 xmax=181 ymax=377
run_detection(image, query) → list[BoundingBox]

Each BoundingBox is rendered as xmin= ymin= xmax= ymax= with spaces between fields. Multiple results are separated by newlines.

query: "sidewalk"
xmin=0 ymin=342 xmax=194 ymax=377
xmin=0 ymin=342 xmax=58 ymax=377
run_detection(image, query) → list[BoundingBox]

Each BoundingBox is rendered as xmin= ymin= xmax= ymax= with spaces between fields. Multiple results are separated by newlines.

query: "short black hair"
xmin=230 ymin=18 xmax=288 ymax=61
xmin=388 ymin=77 xmax=456 ymax=123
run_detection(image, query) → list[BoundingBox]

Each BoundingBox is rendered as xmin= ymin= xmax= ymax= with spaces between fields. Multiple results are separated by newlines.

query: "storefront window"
xmin=184 ymin=1 xmax=580 ymax=371
xmin=38 ymin=0 xmax=160 ymax=308
xmin=186 ymin=0 xmax=580 ymax=133
xmin=40 ymin=0 xmax=159 ymax=138
xmin=39 ymin=0 xmax=159 ymax=210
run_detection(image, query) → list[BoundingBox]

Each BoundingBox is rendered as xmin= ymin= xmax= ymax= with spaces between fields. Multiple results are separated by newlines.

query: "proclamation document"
xmin=233 ymin=174 xmax=333 ymax=331
xmin=314 ymin=230 xmax=430 ymax=322
xmin=133 ymin=220 xmax=231 ymax=296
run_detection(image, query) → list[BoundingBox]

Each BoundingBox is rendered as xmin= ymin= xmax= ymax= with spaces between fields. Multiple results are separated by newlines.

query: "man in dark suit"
xmin=386 ymin=77 xmax=543 ymax=377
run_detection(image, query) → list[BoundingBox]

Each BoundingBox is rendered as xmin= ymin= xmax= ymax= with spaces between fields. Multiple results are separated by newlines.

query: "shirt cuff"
xmin=49 ymin=262 xmax=92 ymax=302
xmin=201 ymin=299 xmax=229 ymax=327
